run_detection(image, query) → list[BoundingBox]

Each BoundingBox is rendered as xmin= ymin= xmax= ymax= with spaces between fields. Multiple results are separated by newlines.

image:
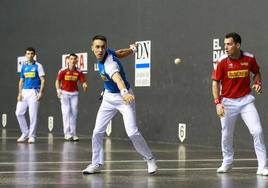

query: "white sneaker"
xmin=257 ymin=167 xmax=268 ymax=176
xmin=72 ymin=136 xmax=79 ymax=141
xmin=17 ymin=135 xmax=27 ymax=143
xmin=64 ymin=135 xmax=73 ymax=141
xmin=217 ymin=164 xmax=232 ymax=173
xmin=147 ymin=158 xmax=158 ymax=174
xmin=28 ymin=137 xmax=35 ymax=144
xmin=82 ymin=164 xmax=102 ymax=174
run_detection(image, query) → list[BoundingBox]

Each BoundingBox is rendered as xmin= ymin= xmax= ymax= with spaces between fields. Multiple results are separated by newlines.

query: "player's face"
xmin=224 ymin=37 xmax=241 ymax=58
xmin=69 ymin=56 xmax=78 ymax=69
xmin=91 ymin=39 xmax=107 ymax=60
xmin=25 ymin=50 xmax=35 ymax=62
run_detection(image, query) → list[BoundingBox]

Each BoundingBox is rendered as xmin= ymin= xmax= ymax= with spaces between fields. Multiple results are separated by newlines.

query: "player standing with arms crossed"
xmin=16 ymin=47 xmax=45 ymax=144
xmin=212 ymin=32 xmax=268 ymax=175
xmin=82 ymin=35 xmax=157 ymax=174
xmin=55 ymin=53 xmax=88 ymax=141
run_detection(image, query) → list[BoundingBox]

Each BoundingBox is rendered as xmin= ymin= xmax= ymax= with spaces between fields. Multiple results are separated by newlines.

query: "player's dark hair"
xmin=225 ymin=32 xmax=242 ymax=44
xmin=69 ymin=53 xmax=78 ymax=58
xmin=25 ymin=47 xmax=36 ymax=54
xmin=92 ymin=35 xmax=107 ymax=43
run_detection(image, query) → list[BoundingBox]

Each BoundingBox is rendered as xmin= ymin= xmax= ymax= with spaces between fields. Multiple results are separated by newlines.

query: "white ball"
xmin=174 ymin=58 xmax=182 ymax=64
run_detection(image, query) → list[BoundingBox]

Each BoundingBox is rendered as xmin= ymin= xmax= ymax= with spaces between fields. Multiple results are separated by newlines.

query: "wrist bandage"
xmin=120 ymin=89 xmax=128 ymax=96
xmin=130 ymin=45 xmax=137 ymax=53
xmin=214 ymin=98 xmax=221 ymax=105
xmin=255 ymin=80 xmax=262 ymax=86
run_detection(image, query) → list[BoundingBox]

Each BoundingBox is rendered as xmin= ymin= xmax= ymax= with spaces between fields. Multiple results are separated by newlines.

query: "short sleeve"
xmin=79 ymin=72 xmax=86 ymax=82
xmin=105 ymin=61 xmax=120 ymax=78
xmin=107 ymin=48 xmax=116 ymax=57
xmin=213 ymin=60 xmax=224 ymax=81
xmin=37 ymin=63 xmax=45 ymax=77
xmin=20 ymin=65 xmax=25 ymax=78
xmin=57 ymin=69 xmax=64 ymax=80
xmin=211 ymin=70 xmax=216 ymax=80
xmin=250 ymin=57 xmax=260 ymax=74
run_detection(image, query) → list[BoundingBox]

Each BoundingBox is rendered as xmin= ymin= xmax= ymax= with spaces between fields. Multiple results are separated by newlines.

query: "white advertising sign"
xmin=135 ymin=40 xmax=151 ymax=87
xmin=178 ymin=123 xmax=186 ymax=143
xmin=213 ymin=38 xmax=225 ymax=69
xmin=17 ymin=55 xmax=37 ymax=72
xmin=62 ymin=52 xmax=88 ymax=73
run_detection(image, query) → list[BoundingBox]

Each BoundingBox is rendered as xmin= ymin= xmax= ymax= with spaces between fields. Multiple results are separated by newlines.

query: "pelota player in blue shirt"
xmin=16 ymin=47 xmax=45 ymax=144
xmin=83 ymin=35 xmax=157 ymax=174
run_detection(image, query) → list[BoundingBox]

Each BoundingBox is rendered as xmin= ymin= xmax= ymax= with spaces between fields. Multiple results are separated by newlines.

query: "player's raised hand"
xmin=122 ymin=93 xmax=135 ymax=105
xmin=252 ymin=84 xmax=262 ymax=94
xmin=17 ymin=93 xmax=23 ymax=101
xmin=129 ymin=44 xmax=137 ymax=53
xmin=216 ymin=104 xmax=225 ymax=117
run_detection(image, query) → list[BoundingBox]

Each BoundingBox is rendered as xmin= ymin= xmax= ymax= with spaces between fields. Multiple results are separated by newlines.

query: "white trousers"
xmin=92 ymin=90 xmax=154 ymax=165
xmin=15 ymin=89 xmax=40 ymax=138
xmin=60 ymin=90 xmax=79 ymax=137
xmin=220 ymin=94 xmax=267 ymax=170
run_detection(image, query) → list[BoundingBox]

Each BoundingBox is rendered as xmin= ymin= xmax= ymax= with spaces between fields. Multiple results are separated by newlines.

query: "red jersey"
xmin=212 ymin=51 xmax=260 ymax=98
xmin=57 ymin=68 xmax=86 ymax=92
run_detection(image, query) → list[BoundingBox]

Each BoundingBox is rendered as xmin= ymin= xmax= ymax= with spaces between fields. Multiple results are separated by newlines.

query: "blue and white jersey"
xmin=20 ymin=61 xmax=45 ymax=89
xmin=98 ymin=48 xmax=130 ymax=93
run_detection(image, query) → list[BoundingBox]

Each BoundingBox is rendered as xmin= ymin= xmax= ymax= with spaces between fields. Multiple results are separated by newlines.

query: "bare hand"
xmin=37 ymin=92 xmax=43 ymax=101
xmin=123 ymin=93 xmax=135 ymax=104
xmin=57 ymin=90 xmax=61 ymax=99
xmin=216 ymin=104 xmax=225 ymax=117
xmin=82 ymin=83 xmax=88 ymax=92
xmin=17 ymin=94 xmax=23 ymax=101
xmin=252 ymin=84 xmax=262 ymax=94
xmin=129 ymin=44 xmax=137 ymax=53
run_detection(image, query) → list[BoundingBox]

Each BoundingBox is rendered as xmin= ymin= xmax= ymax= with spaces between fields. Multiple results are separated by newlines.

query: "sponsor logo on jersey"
xmin=228 ymin=63 xmax=233 ymax=68
xmin=64 ymin=75 xmax=78 ymax=81
xmin=24 ymin=72 xmax=36 ymax=78
xmin=100 ymin=73 xmax=108 ymax=81
xmin=227 ymin=69 xmax=248 ymax=78
xmin=240 ymin=62 xmax=249 ymax=66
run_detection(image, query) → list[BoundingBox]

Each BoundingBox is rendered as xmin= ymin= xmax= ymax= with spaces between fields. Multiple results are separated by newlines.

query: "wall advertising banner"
xmin=135 ymin=40 xmax=151 ymax=87
xmin=17 ymin=55 xmax=37 ymax=72
xmin=62 ymin=52 xmax=88 ymax=73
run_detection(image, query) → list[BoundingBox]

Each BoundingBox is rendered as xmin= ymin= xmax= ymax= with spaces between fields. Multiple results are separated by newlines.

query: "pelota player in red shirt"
xmin=212 ymin=32 xmax=268 ymax=176
xmin=55 ymin=53 xmax=88 ymax=141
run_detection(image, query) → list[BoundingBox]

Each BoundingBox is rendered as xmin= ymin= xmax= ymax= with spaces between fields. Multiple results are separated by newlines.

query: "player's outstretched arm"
xmin=252 ymin=72 xmax=262 ymax=94
xmin=115 ymin=44 xmax=137 ymax=59
xmin=55 ymin=79 xmax=61 ymax=98
xmin=17 ymin=78 xmax=24 ymax=101
xmin=37 ymin=76 xmax=45 ymax=101
xmin=212 ymin=80 xmax=225 ymax=117
xmin=112 ymin=72 xmax=134 ymax=104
